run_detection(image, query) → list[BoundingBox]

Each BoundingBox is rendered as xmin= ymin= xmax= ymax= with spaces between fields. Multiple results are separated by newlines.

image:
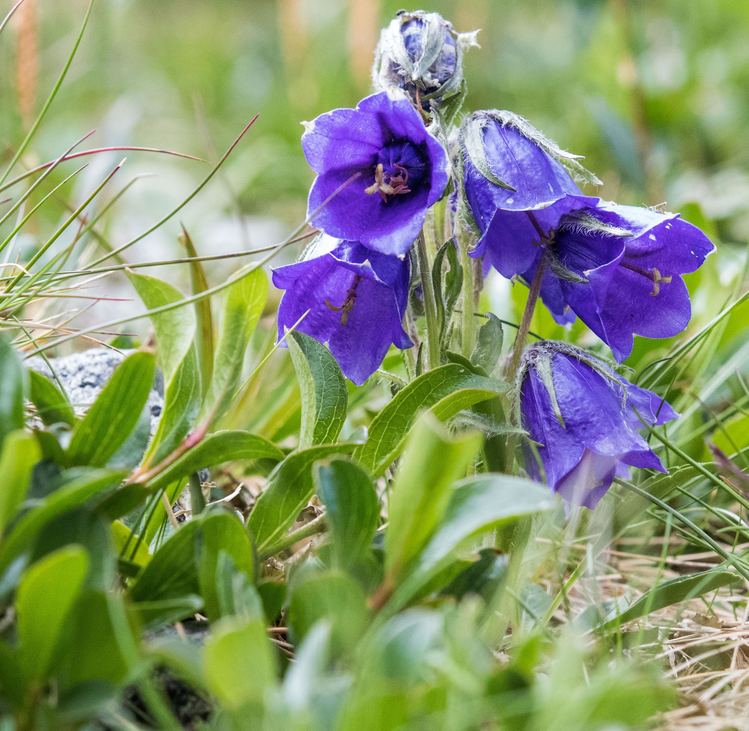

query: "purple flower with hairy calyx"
xmin=272 ymin=236 xmax=412 ymax=385
xmin=302 ymin=92 xmax=449 ymax=256
xmin=519 ymin=342 xmax=677 ymax=509
xmin=460 ymin=110 xmax=599 ymax=279
xmin=372 ymin=10 xmax=479 ymax=110
xmin=527 ymin=202 xmax=715 ymax=360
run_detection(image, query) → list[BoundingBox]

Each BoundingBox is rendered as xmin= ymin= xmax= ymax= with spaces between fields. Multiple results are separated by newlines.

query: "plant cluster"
xmin=0 ymin=5 xmax=745 ymax=731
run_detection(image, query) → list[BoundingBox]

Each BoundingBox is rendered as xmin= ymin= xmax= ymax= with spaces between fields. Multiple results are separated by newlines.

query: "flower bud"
xmin=372 ymin=10 xmax=478 ymax=114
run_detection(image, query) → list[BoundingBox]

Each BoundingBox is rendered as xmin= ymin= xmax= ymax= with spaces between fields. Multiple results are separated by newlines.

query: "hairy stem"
xmin=416 ymin=232 xmax=441 ymax=370
xmin=259 ymin=513 xmax=327 ymax=560
xmin=505 ymin=212 xmax=551 ymax=379
xmin=459 ymin=238 xmax=476 ymax=357
xmin=505 ymin=253 xmax=547 ymax=380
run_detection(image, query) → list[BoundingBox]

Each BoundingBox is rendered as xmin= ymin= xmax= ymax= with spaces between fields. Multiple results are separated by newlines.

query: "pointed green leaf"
xmin=204 ymin=617 xmax=277 ymax=708
xmin=353 ymin=363 xmax=506 ymax=476
xmin=28 ymin=369 xmax=75 ymax=426
xmin=0 ymin=431 xmax=40 ymax=536
xmin=288 ymin=331 xmax=348 ymax=448
xmin=389 ymin=474 xmax=555 ymax=610
xmin=249 ymin=444 xmax=355 ymax=554
xmin=198 ymin=511 xmax=255 ymax=621
xmin=129 ymin=272 xmax=200 ymax=462
xmin=206 ymin=265 xmax=268 ymax=421
xmin=316 ymin=460 xmax=379 ymax=571
xmin=597 ymin=568 xmax=742 ymax=631
xmin=144 ymin=430 xmax=283 ymax=493
xmin=385 ymin=415 xmax=482 ymax=581
xmin=66 ymin=351 xmax=156 ymax=467
xmin=0 ymin=336 xmax=26 ymax=448
xmin=16 ymin=546 xmax=89 ymax=682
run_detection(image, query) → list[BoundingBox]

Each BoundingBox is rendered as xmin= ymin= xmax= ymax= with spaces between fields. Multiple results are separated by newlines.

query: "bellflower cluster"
xmin=273 ymin=9 xmax=712 ymax=509
xmin=460 ymin=111 xmax=715 ymax=356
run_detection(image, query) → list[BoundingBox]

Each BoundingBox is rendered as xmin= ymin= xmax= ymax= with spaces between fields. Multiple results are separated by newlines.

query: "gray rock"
xmin=28 ymin=348 xmax=164 ymax=431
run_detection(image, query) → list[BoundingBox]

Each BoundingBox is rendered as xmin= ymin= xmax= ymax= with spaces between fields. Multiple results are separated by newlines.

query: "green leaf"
xmin=129 ymin=272 xmax=200 ymax=462
xmin=66 ymin=351 xmax=156 ymax=467
xmin=28 ymin=370 xmax=75 ymax=426
xmin=0 ymin=642 xmax=24 ymax=709
xmin=388 ymin=474 xmax=555 ymax=610
xmin=353 ymin=364 xmax=506 ymax=476
xmin=316 ymin=460 xmax=379 ymax=571
xmin=179 ymin=225 xmax=215 ymax=393
xmin=0 ymin=431 xmax=40 ymax=536
xmin=431 ymin=239 xmax=463 ymax=348
xmin=129 ymin=521 xmax=201 ymax=605
xmin=131 ymin=596 xmax=203 ymax=629
xmin=57 ymin=589 xmax=139 ymax=689
xmin=144 ymin=430 xmax=284 ymax=493
xmin=597 ymin=569 xmax=742 ymax=631
xmin=198 ymin=511 xmax=255 ymax=621
xmin=206 ymin=265 xmax=268 ymax=421
xmin=129 ymin=273 xmax=195 ymax=383
xmin=385 ymin=415 xmax=482 ymax=581
xmin=288 ymin=570 xmax=369 ymax=655
xmin=471 ymin=313 xmax=504 ymax=375
xmin=248 ymin=444 xmax=355 ymax=554
xmin=16 ymin=546 xmax=89 ymax=683
xmin=0 ymin=335 xmax=26 ymax=448
xmin=0 ymin=468 xmax=125 ymax=577
xmin=288 ymin=331 xmax=348 ymax=448
xmin=204 ymin=617 xmax=277 ymax=709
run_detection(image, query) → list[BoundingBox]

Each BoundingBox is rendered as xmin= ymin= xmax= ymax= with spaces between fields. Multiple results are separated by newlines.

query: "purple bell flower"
xmin=529 ymin=202 xmax=715 ymax=360
xmin=272 ymin=236 xmax=412 ymax=385
xmin=460 ymin=110 xmax=599 ymax=280
xmin=519 ymin=342 xmax=678 ymax=509
xmin=302 ymin=92 xmax=449 ymax=257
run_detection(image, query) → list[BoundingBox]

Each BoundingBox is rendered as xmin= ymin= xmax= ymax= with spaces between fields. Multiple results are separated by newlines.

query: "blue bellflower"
xmin=528 ymin=202 xmax=715 ymax=360
xmin=272 ymin=237 xmax=412 ymax=385
xmin=302 ymin=92 xmax=449 ymax=257
xmin=461 ymin=110 xmax=599 ymax=282
xmin=519 ymin=343 xmax=677 ymax=508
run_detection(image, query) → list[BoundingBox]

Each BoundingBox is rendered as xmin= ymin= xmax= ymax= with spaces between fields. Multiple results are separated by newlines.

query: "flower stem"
xmin=258 ymin=513 xmax=327 ymax=560
xmin=505 ymin=242 xmax=548 ymax=379
xmin=459 ymin=239 xmax=476 ymax=358
xmin=416 ymin=232 xmax=441 ymax=370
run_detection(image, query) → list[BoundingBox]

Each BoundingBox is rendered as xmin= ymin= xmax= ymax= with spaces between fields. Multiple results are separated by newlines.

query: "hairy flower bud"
xmin=372 ymin=10 xmax=478 ymax=114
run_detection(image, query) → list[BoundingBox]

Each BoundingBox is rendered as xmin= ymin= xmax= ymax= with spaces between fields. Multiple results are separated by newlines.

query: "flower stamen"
xmin=620 ymin=262 xmax=672 ymax=296
xmin=324 ymin=275 xmax=362 ymax=325
xmin=364 ymin=163 xmax=411 ymax=202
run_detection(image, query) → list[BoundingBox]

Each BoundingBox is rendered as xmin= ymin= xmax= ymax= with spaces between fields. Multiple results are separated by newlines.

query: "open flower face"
xmin=531 ymin=203 xmax=715 ymax=360
xmin=461 ymin=111 xmax=599 ymax=279
xmin=272 ymin=237 xmax=412 ymax=385
xmin=519 ymin=343 xmax=677 ymax=508
xmin=302 ymin=92 xmax=449 ymax=257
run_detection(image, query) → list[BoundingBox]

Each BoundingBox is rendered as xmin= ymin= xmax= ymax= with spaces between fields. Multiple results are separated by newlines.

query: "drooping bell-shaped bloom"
xmin=528 ymin=202 xmax=715 ymax=360
xmin=519 ymin=342 xmax=677 ymax=508
xmin=460 ymin=110 xmax=599 ymax=280
xmin=272 ymin=236 xmax=412 ymax=385
xmin=372 ymin=10 xmax=478 ymax=111
xmin=302 ymin=92 xmax=449 ymax=257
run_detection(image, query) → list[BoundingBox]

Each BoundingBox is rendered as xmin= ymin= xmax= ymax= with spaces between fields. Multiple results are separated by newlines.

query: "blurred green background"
xmin=2 ymin=0 xmax=749 ymax=239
